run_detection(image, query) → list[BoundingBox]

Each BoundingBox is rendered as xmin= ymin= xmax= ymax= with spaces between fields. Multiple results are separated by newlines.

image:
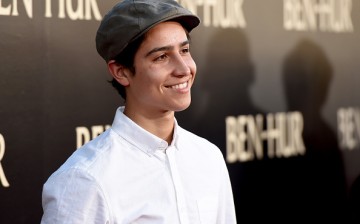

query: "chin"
xmin=174 ymin=107 xmax=189 ymax=112
xmin=173 ymin=101 xmax=191 ymax=112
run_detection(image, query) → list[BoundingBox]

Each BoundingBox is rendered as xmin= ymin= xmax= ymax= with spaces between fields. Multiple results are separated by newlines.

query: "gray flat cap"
xmin=96 ymin=0 xmax=200 ymax=61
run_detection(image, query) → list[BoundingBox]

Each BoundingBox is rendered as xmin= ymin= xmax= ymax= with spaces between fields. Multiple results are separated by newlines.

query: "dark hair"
xmin=109 ymin=23 xmax=191 ymax=100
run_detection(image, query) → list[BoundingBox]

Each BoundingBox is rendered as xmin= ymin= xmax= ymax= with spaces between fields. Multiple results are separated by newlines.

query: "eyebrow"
xmin=145 ymin=40 xmax=190 ymax=58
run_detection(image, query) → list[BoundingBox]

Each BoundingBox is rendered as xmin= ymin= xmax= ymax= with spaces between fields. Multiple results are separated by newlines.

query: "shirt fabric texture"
xmin=41 ymin=106 xmax=237 ymax=224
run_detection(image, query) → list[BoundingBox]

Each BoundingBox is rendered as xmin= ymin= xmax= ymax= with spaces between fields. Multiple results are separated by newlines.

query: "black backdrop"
xmin=0 ymin=0 xmax=359 ymax=223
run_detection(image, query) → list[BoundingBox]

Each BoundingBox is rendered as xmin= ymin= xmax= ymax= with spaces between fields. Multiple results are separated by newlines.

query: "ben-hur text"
xmin=226 ymin=111 xmax=306 ymax=163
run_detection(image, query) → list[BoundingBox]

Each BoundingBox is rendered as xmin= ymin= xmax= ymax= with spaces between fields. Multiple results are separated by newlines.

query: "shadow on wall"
xmin=179 ymin=27 xmax=263 ymax=148
xmin=282 ymin=39 xmax=348 ymax=222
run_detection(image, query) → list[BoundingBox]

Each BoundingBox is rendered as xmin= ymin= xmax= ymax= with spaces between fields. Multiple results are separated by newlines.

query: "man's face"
xmin=125 ymin=21 xmax=197 ymax=115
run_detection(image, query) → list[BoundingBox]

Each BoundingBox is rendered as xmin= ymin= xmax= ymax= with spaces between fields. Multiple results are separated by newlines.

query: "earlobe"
xmin=107 ymin=60 xmax=130 ymax=86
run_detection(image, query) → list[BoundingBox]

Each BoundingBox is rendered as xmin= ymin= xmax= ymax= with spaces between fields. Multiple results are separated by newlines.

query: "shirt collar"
xmin=111 ymin=106 xmax=180 ymax=155
xmin=171 ymin=118 xmax=180 ymax=148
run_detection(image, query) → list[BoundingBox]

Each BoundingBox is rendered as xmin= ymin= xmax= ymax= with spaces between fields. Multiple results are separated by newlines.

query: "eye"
xmin=181 ymin=47 xmax=190 ymax=54
xmin=154 ymin=54 xmax=168 ymax=62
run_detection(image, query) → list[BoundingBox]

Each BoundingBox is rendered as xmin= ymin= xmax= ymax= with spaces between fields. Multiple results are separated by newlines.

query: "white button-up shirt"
xmin=41 ymin=107 xmax=237 ymax=224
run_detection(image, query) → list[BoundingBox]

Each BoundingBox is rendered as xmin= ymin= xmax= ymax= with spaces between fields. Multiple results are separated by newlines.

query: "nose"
xmin=172 ymin=54 xmax=192 ymax=77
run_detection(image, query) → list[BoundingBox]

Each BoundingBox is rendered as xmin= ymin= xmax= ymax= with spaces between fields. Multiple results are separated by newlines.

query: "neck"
xmin=124 ymin=106 xmax=175 ymax=144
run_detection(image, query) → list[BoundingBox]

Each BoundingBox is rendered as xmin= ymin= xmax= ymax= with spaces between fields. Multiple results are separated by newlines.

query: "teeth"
xmin=171 ymin=82 xmax=188 ymax=89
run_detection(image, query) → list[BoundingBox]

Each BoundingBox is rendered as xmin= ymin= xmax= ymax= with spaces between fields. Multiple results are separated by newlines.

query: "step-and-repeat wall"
xmin=0 ymin=0 xmax=359 ymax=223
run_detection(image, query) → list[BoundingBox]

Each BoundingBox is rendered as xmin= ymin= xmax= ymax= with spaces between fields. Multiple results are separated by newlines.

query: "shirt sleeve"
xmin=41 ymin=168 xmax=110 ymax=224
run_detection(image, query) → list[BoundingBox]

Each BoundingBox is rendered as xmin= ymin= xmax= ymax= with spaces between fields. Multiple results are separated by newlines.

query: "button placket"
xmin=166 ymin=146 xmax=189 ymax=224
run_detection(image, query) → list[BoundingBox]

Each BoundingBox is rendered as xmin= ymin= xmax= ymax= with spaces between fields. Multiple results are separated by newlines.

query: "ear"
xmin=107 ymin=60 xmax=131 ymax=86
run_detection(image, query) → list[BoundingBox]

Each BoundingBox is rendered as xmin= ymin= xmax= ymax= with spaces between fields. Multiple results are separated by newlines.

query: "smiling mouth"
xmin=167 ymin=81 xmax=188 ymax=90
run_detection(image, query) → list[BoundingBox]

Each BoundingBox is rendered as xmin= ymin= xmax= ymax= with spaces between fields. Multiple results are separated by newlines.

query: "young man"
xmin=41 ymin=0 xmax=236 ymax=223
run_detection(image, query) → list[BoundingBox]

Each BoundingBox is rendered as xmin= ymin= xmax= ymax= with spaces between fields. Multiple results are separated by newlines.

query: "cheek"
xmin=135 ymin=72 xmax=163 ymax=93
